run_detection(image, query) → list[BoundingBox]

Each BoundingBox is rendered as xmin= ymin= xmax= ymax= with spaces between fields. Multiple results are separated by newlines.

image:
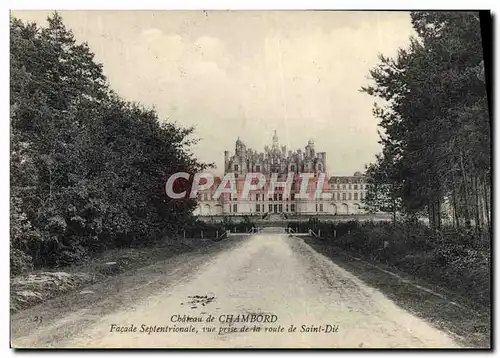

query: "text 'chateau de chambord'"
xmin=193 ymin=131 xmax=368 ymax=217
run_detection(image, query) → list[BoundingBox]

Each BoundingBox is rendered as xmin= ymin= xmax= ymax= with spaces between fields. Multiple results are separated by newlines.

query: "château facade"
xmin=193 ymin=131 xmax=368 ymax=217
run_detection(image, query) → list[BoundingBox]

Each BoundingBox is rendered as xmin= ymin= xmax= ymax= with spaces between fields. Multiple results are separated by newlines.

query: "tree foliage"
xmin=10 ymin=13 xmax=209 ymax=273
xmin=361 ymin=11 xmax=491 ymax=231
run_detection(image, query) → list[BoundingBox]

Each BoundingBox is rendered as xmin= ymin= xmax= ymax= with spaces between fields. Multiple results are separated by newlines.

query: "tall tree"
xmin=361 ymin=11 xmax=490 ymax=231
xmin=10 ymin=13 xmax=209 ymax=271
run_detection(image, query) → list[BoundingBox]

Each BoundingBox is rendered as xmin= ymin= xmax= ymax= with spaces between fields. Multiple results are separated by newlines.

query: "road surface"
xmin=11 ymin=230 xmax=460 ymax=348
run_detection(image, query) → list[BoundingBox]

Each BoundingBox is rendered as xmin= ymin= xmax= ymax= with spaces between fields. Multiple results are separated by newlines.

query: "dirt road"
xmin=11 ymin=231 xmax=460 ymax=348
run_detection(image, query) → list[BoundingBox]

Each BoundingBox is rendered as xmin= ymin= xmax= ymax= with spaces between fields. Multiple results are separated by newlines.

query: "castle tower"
xmin=272 ymin=130 xmax=279 ymax=150
xmin=224 ymin=150 xmax=229 ymax=173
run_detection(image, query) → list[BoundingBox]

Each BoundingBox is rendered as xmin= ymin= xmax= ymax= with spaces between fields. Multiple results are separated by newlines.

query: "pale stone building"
xmin=193 ymin=131 xmax=368 ymax=217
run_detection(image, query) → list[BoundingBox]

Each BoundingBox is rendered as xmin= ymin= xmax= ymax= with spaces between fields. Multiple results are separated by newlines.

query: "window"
xmin=320 ymin=203 xmax=324 ymax=212
xmin=291 ymin=204 xmax=296 ymax=212
xmin=279 ymin=204 xmax=283 ymax=212
xmin=354 ymin=192 xmax=358 ymax=200
xmin=286 ymin=204 xmax=289 ymax=212
xmin=262 ymin=204 xmax=265 ymax=212
xmin=348 ymin=184 xmax=352 ymax=190
xmin=256 ymin=193 xmax=260 ymax=201
xmin=234 ymin=164 xmax=239 ymax=171
xmin=233 ymin=204 xmax=238 ymax=213
xmin=278 ymin=194 xmax=283 ymax=201
xmin=203 ymin=193 xmax=208 ymax=201
xmin=337 ymin=193 xmax=341 ymax=200
xmin=360 ymin=192 xmax=364 ymax=200
xmin=354 ymin=184 xmax=358 ymax=190
xmin=291 ymin=193 xmax=295 ymax=201
xmin=256 ymin=165 xmax=261 ymax=172
xmin=336 ymin=178 xmax=340 ymax=184
xmin=233 ymin=196 xmax=237 ymax=201
xmin=290 ymin=165 xmax=295 ymax=172
xmin=342 ymin=184 xmax=346 ymax=190
xmin=256 ymin=204 xmax=261 ymax=212
xmin=315 ymin=204 xmax=318 ymax=212
xmin=342 ymin=193 xmax=347 ymax=200
xmin=348 ymin=193 xmax=352 ymax=200
xmin=269 ymin=204 xmax=273 ymax=212
xmin=274 ymin=193 xmax=278 ymax=201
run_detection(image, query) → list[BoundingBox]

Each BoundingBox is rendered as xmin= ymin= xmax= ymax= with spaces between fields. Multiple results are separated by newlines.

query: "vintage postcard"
xmin=10 ymin=10 xmax=491 ymax=349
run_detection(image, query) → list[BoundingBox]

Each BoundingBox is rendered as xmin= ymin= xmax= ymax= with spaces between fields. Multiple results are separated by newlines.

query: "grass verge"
xmin=302 ymin=237 xmax=491 ymax=349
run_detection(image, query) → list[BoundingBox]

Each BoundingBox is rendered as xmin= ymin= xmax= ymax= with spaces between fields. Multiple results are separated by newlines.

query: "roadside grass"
xmin=10 ymin=238 xmax=216 ymax=314
xmin=302 ymin=237 xmax=491 ymax=349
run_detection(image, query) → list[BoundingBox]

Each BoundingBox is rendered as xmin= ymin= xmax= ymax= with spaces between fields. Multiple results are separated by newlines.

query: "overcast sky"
xmin=12 ymin=10 xmax=416 ymax=176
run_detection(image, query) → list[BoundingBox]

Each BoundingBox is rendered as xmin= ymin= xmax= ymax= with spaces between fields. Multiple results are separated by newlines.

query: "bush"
xmin=10 ymin=248 xmax=33 ymax=276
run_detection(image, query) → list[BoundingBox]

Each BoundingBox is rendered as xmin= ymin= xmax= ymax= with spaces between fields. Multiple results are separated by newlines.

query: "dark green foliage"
xmin=288 ymin=219 xmax=359 ymax=237
xmin=333 ymin=221 xmax=490 ymax=306
xmin=361 ymin=12 xmax=491 ymax=231
xmin=10 ymin=13 xmax=210 ymax=274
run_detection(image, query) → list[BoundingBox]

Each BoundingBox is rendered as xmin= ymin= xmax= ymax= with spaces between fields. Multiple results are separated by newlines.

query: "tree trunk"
xmin=450 ymin=169 xmax=460 ymax=228
xmin=482 ymin=173 xmax=490 ymax=229
xmin=428 ymin=202 xmax=437 ymax=230
xmin=427 ymin=204 xmax=432 ymax=229
xmin=469 ymin=157 xmax=482 ymax=230
xmin=436 ymin=198 xmax=442 ymax=230
xmin=460 ymin=152 xmax=471 ymax=228
xmin=392 ymin=192 xmax=397 ymax=225
xmin=473 ymin=175 xmax=481 ymax=230
xmin=452 ymin=189 xmax=460 ymax=228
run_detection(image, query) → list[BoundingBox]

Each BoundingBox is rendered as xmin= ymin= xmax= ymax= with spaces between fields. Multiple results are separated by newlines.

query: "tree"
xmin=361 ymin=11 xmax=490 ymax=231
xmin=10 ymin=13 xmax=210 ymax=271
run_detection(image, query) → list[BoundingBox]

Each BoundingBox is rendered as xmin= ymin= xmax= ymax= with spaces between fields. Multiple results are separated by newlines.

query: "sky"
xmin=12 ymin=10 xmax=416 ymax=176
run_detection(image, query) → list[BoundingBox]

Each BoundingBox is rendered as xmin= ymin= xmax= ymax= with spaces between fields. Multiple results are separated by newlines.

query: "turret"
xmin=224 ymin=150 xmax=229 ymax=172
xmin=272 ymin=130 xmax=279 ymax=150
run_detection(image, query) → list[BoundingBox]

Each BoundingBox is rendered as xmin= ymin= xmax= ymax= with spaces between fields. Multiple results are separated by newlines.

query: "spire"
xmin=272 ymin=130 xmax=278 ymax=148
